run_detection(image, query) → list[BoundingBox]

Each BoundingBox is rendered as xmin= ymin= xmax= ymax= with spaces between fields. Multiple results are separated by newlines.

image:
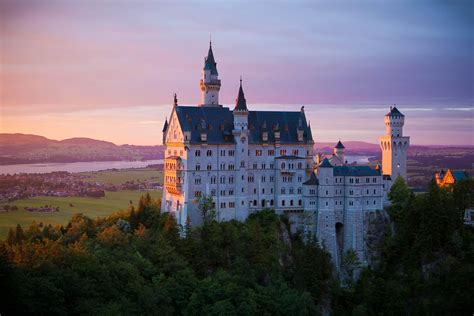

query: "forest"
xmin=1 ymin=178 xmax=473 ymax=315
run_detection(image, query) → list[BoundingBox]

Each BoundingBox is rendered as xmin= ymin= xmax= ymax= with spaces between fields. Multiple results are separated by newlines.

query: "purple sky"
xmin=1 ymin=0 xmax=473 ymax=145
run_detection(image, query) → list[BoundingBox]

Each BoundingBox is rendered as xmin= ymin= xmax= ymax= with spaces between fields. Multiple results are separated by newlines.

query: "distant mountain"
xmin=0 ymin=133 xmax=164 ymax=165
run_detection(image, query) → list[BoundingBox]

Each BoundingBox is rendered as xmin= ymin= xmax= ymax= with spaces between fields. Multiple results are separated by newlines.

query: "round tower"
xmin=200 ymin=41 xmax=221 ymax=107
xmin=333 ymin=140 xmax=345 ymax=165
xmin=380 ymin=106 xmax=410 ymax=180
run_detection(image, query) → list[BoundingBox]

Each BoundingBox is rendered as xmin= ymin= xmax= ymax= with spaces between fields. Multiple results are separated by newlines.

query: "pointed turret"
xmin=204 ymin=41 xmax=218 ymax=76
xmin=335 ymin=140 xmax=345 ymax=149
xmin=162 ymin=117 xmax=168 ymax=133
xmin=234 ymin=77 xmax=248 ymax=112
xmin=200 ymin=40 xmax=221 ymax=106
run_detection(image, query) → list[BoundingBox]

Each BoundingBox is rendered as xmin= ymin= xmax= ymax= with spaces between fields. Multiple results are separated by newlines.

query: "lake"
xmin=0 ymin=160 xmax=164 ymax=175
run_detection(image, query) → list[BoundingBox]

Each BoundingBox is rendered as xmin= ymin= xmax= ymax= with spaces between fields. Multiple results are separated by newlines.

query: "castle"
xmin=161 ymin=42 xmax=410 ymax=267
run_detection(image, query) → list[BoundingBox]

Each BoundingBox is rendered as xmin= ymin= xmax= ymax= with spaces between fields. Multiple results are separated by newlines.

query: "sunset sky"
xmin=1 ymin=1 xmax=473 ymax=146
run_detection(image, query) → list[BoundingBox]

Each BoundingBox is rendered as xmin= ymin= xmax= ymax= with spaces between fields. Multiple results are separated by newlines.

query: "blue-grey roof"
xmin=303 ymin=172 xmax=319 ymax=186
xmin=333 ymin=165 xmax=380 ymax=177
xmin=247 ymin=110 xmax=313 ymax=144
xmin=319 ymin=158 xmax=333 ymax=168
xmin=452 ymin=170 xmax=468 ymax=181
xmin=386 ymin=106 xmax=405 ymax=117
xmin=175 ymin=106 xmax=235 ymax=144
xmin=204 ymin=45 xmax=218 ymax=75
xmin=174 ymin=106 xmax=313 ymax=145
xmin=335 ymin=140 xmax=345 ymax=149
xmin=235 ymin=81 xmax=248 ymax=112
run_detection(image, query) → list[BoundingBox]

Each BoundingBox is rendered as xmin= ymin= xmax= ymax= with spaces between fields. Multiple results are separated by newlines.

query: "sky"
xmin=1 ymin=0 xmax=473 ymax=146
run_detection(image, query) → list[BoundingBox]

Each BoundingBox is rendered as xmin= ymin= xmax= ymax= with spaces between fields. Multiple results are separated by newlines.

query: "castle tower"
xmin=200 ymin=41 xmax=221 ymax=107
xmin=380 ymin=106 xmax=410 ymax=180
xmin=333 ymin=140 xmax=345 ymax=165
xmin=232 ymin=78 xmax=249 ymax=220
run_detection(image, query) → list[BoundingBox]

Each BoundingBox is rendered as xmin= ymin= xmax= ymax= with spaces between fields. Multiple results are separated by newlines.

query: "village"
xmin=0 ymin=171 xmax=162 ymax=205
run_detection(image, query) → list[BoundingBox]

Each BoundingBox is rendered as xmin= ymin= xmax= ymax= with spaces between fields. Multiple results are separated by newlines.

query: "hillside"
xmin=0 ymin=133 xmax=164 ymax=165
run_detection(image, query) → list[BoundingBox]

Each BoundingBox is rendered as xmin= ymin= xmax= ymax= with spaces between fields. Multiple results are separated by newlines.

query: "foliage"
xmin=0 ymin=198 xmax=332 ymax=315
xmin=333 ymin=178 xmax=474 ymax=315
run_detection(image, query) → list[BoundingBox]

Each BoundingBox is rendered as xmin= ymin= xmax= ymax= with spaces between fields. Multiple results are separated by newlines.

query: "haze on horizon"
xmin=0 ymin=1 xmax=473 ymax=146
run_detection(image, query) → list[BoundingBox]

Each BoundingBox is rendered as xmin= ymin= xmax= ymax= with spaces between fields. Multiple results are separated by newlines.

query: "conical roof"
xmin=386 ymin=106 xmax=405 ymax=117
xmin=234 ymin=79 xmax=248 ymax=112
xmin=335 ymin=140 xmax=345 ymax=149
xmin=204 ymin=43 xmax=218 ymax=75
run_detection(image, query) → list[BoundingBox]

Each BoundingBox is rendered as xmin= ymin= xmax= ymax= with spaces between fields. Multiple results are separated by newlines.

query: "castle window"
xmin=282 ymin=200 xmax=286 ymax=206
xmin=270 ymin=188 xmax=274 ymax=194
xmin=229 ymin=202 xmax=235 ymax=208
xmin=281 ymin=188 xmax=286 ymax=194
xmin=220 ymin=149 xmax=226 ymax=156
xmin=229 ymin=176 xmax=234 ymax=184
xmin=194 ymin=191 xmax=202 ymax=197
xmin=326 ymin=190 xmax=329 ymax=196
xmin=207 ymin=150 xmax=212 ymax=156
xmin=229 ymin=150 xmax=235 ymax=156
xmin=290 ymin=187 xmax=294 ymax=194
xmin=262 ymin=163 xmax=266 ymax=169
xmin=261 ymin=176 xmax=266 ymax=182
xmin=298 ymin=199 xmax=302 ymax=206
xmin=256 ymin=150 xmax=262 ymax=156
xmin=298 ymin=187 xmax=302 ymax=194
xmin=270 ymin=199 xmax=274 ymax=206
xmin=211 ymin=176 xmax=216 ymax=184
xmin=195 ymin=150 xmax=201 ymax=157
xmin=349 ymin=178 xmax=354 ymax=184
xmin=241 ymin=161 xmax=245 ymax=168
xmin=220 ymin=202 xmax=226 ymax=208
xmin=325 ymin=201 xmax=328 ymax=206
xmin=220 ymin=176 xmax=225 ymax=184
xmin=373 ymin=177 xmax=377 ymax=183
xmin=195 ymin=178 xmax=201 ymax=185
xmin=262 ymin=188 xmax=265 ymax=194
xmin=298 ymin=176 xmax=302 ymax=182
xmin=367 ymin=189 xmax=369 ymax=194
xmin=366 ymin=178 xmax=370 ymax=183
xmin=349 ymin=201 xmax=354 ymax=206
xmin=374 ymin=189 xmax=376 ymax=194
xmin=196 ymin=164 xmax=201 ymax=171
xmin=211 ymin=189 xmax=216 ymax=196
xmin=254 ymin=188 xmax=257 ymax=194
xmin=298 ymin=162 xmax=302 ymax=169
xmin=374 ymin=200 xmax=376 ymax=205
xmin=254 ymin=200 xmax=257 ymax=206
xmin=349 ymin=190 xmax=354 ymax=195
xmin=270 ymin=176 xmax=274 ymax=182
xmin=280 ymin=149 xmax=286 ymax=156
xmin=281 ymin=162 xmax=286 ymax=169
xmin=207 ymin=164 xmax=212 ymax=171
xmin=253 ymin=163 xmax=257 ymax=169
xmin=220 ymin=163 xmax=225 ymax=170
xmin=268 ymin=150 xmax=275 ymax=156
xmin=290 ymin=200 xmax=294 ymax=206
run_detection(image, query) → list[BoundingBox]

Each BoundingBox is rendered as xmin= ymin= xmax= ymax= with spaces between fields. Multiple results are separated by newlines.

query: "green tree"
xmin=198 ymin=195 xmax=216 ymax=223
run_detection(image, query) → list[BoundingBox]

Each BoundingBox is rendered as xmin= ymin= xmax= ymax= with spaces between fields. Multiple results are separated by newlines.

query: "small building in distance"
xmin=435 ymin=169 xmax=469 ymax=188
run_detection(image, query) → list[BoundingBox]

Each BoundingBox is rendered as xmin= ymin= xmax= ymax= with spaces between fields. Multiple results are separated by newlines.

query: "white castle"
xmin=161 ymin=42 xmax=409 ymax=267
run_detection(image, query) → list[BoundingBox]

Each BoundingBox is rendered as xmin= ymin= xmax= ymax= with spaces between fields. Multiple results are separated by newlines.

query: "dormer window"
xmin=275 ymin=131 xmax=280 ymax=140
xmin=201 ymin=132 xmax=207 ymax=142
xmin=297 ymin=130 xmax=304 ymax=141
xmin=262 ymin=131 xmax=268 ymax=141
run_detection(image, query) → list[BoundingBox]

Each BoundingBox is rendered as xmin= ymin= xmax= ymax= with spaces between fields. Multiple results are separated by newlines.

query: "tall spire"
xmin=204 ymin=40 xmax=218 ymax=75
xmin=234 ymin=77 xmax=248 ymax=112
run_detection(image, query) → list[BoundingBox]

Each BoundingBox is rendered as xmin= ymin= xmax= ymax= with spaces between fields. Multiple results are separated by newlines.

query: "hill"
xmin=0 ymin=133 xmax=164 ymax=165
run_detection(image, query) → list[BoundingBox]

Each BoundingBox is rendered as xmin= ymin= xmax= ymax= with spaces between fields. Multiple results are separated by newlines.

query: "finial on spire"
xmin=173 ymin=93 xmax=178 ymax=107
xmin=301 ymin=105 xmax=305 ymax=113
xmin=209 ymin=33 xmax=212 ymax=47
xmin=240 ymin=75 xmax=242 ymax=87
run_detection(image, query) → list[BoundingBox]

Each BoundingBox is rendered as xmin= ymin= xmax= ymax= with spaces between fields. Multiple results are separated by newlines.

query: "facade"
xmin=161 ymin=42 xmax=410 ymax=267
xmin=435 ymin=169 xmax=469 ymax=188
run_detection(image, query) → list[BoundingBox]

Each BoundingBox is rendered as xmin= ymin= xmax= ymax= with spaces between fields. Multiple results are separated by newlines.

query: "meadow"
xmin=80 ymin=168 xmax=163 ymax=185
xmin=0 ymin=168 xmax=164 ymax=238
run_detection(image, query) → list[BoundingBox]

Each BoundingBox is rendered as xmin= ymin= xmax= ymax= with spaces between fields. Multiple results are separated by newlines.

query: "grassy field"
xmin=80 ymin=168 xmax=163 ymax=184
xmin=0 ymin=190 xmax=162 ymax=239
